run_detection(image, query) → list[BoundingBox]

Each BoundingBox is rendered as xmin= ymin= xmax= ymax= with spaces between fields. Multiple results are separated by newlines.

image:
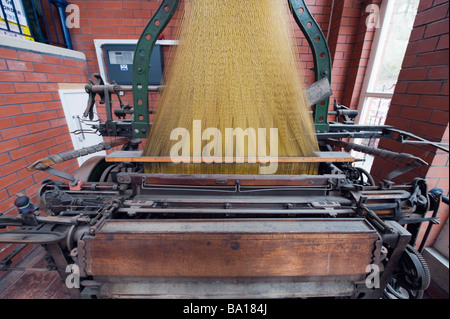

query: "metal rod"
xmin=106 ymin=152 xmax=354 ymax=163
xmin=418 ymin=190 xmax=442 ymax=253
xmin=401 ymin=140 xmax=449 ymax=147
xmin=389 ymin=128 xmax=450 ymax=153
xmin=2 ymin=267 xmax=53 ymax=272
xmin=363 ymin=206 xmax=395 ymax=234
xmin=117 ymin=207 xmax=355 ymax=215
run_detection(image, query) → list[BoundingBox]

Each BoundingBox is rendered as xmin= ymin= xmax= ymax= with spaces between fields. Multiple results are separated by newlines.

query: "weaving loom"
xmin=1 ymin=0 xmax=445 ymax=299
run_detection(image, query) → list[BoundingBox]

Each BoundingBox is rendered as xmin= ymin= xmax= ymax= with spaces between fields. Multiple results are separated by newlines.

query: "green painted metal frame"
xmin=130 ymin=0 xmax=331 ymax=138
xmin=132 ymin=0 xmax=180 ymax=138
xmin=289 ymin=0 xmax=332 ymax=132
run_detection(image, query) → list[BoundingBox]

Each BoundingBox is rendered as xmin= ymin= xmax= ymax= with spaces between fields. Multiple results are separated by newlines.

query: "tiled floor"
xmin=0 ymin=245 xmax=447 ymax=299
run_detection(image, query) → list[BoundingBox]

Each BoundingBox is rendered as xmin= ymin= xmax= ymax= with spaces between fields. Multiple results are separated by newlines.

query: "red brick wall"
xmin=371 ymin=0 xmax=449 ymax=183
xmin=327 ymin=0 xmax=380 ymax=108
xmin=0 ymin=45 xmax=90 ymax=267
xmin=70 ymin=0 xmax=184 ymax=75
xmin=370 ymin=0 xmax=449 ymax=248
xmin=67 ymin=0 xmax=187 ymax=111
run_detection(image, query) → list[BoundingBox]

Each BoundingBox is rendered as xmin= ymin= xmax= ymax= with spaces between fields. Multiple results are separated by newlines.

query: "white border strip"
xmin=0 ymin=34 xmax=86 ymax=60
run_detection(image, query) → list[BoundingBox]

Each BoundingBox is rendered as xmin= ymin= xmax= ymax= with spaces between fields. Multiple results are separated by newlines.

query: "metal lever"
xmin=389 ymin=128 xmax=449 ymax=153
xmin=27 ymin=138 xmax=130 ymax=184
xmin=83 ymin=73 xmax=105 ymax=120
xmin=326 ymin=139 xmax=428 ymax=181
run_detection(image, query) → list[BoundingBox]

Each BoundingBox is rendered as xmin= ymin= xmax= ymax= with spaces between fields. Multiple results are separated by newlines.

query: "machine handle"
xmin=27 ymin=138 xmax=130 ymax=171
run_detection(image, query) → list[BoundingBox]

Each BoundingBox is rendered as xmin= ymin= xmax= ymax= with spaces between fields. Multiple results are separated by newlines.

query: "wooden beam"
xmin=105 ymin=151 xmax=354 ymax=163
xmin=84 ymin=219 xmax=378 ymax=278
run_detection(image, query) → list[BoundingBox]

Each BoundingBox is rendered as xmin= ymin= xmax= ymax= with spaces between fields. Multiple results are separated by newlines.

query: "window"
xmin=0 ymin=0 xmax=73 ymax=48
xmin=355 ymin=0 xmax=420 ymax=171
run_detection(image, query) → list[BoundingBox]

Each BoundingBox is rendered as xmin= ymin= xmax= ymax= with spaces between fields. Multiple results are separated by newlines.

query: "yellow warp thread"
xmin=144 ymin=0 xmax=319 ymax=175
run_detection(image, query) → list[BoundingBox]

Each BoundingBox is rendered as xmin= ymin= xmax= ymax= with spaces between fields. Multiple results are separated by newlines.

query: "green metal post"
xmin=289 ymin=0 xmax=332 ymax=132
xmin=132 ymin=0 xmax=180 ymax=138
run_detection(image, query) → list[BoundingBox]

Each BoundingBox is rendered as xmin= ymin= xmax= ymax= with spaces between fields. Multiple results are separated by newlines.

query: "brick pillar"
xmin=371 ymin=0 xmax=449 ymax=183
xmin=341 ymin=0 xmax=381 ymax=109
xmin=326 ymin=0 xmax=381 ymax=109
xmin=327 ymin=0 xmax=362 ymax=104
xmin=370 ymin=0 xmax=449 ymax=248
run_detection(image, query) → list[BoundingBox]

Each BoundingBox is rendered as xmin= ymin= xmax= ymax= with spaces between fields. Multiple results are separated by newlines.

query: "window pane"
xmin=363 ymin=97 xmax=391 ymax=128
xmin=354 ymin=97 xmax=392 ymax=171
xmin=368 ymin=0 xmax=419 ymax=94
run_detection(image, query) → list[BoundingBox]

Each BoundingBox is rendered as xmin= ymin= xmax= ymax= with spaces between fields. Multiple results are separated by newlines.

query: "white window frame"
xmin=355 ymin=0 xmax=419 ymax=171
xmin=356 ymin=0 xmax=394 ymax=125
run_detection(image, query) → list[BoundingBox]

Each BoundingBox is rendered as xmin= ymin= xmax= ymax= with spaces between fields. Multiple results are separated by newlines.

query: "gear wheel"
xmin=401 ymin=245 xmax=431 ymax=291
xmin=384 ymin=245 xmax=431 ymax=299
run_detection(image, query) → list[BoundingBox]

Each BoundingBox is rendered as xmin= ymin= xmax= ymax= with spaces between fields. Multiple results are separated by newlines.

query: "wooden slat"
xmin=105 ymin=151 xmax=355 ymax=163
xmin=84 ymin=219 xmax=378 ymax=278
